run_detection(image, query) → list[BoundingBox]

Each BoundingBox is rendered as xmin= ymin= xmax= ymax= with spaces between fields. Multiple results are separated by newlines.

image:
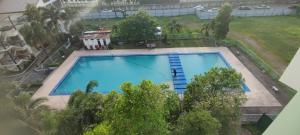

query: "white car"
xmin=101 ymin=9 xmax=113 ymax=12
xmin=193 ymin=5 xmax=205 ymax=11
xmin=155 ymin=27 xmax=162 ymax=36
xmin=207 ymin=8 xmax=220 ymax=12
xmin=254 ymin=4 xmax=271 ymax=9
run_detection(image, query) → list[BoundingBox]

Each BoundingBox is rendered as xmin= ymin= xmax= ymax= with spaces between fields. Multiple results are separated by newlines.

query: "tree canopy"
xmin=213 ymin=3 xmax=233 ymax=39
xmin=31 ymin=68 xmax=247 ymax=135
xmin=116 ymin=11 xmax=157 ymax=43
xmin=107 ymin=80 xmax=170 ymax=135
xmin=183 ymin=67 xmax=246 ymax=135
xmin=173 ymin=109 xmax=221 ymax=135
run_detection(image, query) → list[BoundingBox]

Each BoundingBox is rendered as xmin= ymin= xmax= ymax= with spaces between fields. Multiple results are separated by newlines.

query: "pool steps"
xmin=168 ymin=54 xmax=187 ymax=93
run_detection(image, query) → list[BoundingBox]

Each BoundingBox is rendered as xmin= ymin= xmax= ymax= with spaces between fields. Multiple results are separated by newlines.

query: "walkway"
xmin=168 ymin=54 xmax=187 ymax=94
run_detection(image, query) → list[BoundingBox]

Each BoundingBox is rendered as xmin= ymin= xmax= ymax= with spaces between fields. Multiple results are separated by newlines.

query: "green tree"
xmin=13 ymin=92 xmax=48 ymax=134
xmin=24 ymin=4 xmax=42 ymax=22
xmin=62 ymin=7 xmax=78 ymax=20
xmin=40 ymin=110 xmax=59 ymax=135
xmin=173 ymin=109 xmax=221 ymax=135
xmin=57 ymin=81 xmax=104 ymax=135
xmin=168 ymin=19 xmax=182 ymax=33
xmin=57 ymin=91 xmax=105 ymax=135
xmin=163 ymin=88 xmax=181 ymax=125
xmin=40 ymin=6 xmax=60 ymax=32
xmin=213 ymin=3 xmax=232 ymax=39
xmin=85 ymin=80 xmax=99 ymax=94
xmin=70 ymin=21 xmax=85 ymax=37
xmin=108 ymin=80 xmax=169 ymax=135
xmin=117 ymin=11 xmax=157 ymax=43
xmin=84 ymin=122 xmax=110 ymax=135
xmin=201 ymin=21 xmax=214 ymax=37
xmin=183 ymin=67 xmax=246 ymax=135
xmin=19 ymin=22 xmax=49 ymax=49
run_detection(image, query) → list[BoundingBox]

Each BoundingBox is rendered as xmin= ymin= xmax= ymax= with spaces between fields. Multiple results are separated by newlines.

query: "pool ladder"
xmin=168 ymin=54 xmax=187 ymax=93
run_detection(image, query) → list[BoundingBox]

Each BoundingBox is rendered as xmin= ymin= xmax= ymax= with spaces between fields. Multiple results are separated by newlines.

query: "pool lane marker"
xmin=168 ymin=54 xmax=187 ymax=93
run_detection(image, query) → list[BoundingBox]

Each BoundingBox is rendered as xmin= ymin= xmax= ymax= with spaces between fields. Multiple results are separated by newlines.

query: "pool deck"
xmin=32 ymin=47 xmax=281 ymax=110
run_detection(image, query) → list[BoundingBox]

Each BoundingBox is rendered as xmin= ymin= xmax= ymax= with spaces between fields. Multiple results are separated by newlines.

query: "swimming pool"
xmin=50 ymin=53 xmax=248 ymax=95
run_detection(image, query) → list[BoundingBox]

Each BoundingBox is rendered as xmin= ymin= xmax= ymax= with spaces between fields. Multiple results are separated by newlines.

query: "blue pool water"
xmin=51 ymin=53 xmax=248 ymax=95
xmin=180 ymin=54 xmax=228 ymax=83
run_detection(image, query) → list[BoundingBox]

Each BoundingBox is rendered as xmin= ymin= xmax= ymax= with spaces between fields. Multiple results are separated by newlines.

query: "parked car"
xmin=206 ymin=7 xmax=219 ymax=12
xmin=101 ymin=9 xmax=113 ymax=12
xmin=254 ymin=4 xmax=271 ymax=9
xmin=239 ymin=6 xmax=252 ymax=10
xmin=193 ymin=5 xmax=205 ymax=11
xmin=155 ymin=27 xmax=162 ymax=36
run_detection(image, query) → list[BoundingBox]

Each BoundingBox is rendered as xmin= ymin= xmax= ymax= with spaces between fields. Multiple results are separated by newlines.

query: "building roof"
xmin=80 ymin=29 xmax=111 ymax=40
xmin=264 ymin=48 xmax=300 ymax=135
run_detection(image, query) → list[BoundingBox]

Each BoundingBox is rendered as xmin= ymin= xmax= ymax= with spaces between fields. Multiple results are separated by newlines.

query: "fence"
xmin=197 ymin=7 xmax=295 ymax=19
xmin=81 ymin=8 xmax=196 ymax=19
xmin=81 ymin=5 xmax=296 ymax=19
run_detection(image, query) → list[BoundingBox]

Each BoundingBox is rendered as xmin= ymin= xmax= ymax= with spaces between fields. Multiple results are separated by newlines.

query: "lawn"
xmin=229 ymin=16 xmax=300 ymax=65
xmin=78 ymin=15 xmax=204 ymax=33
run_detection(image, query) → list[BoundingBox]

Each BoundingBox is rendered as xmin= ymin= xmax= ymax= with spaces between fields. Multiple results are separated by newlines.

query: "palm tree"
xmin=13 ymin=92 xmax=48 ymax=134
xmin=168 ymin=20 xmax=182 ymax=33
xmin=201 ymin=21 xmax=215 ymax=37
xmin=40 ymin=6 xmax=60 ymax=32
xmin=24 ymin=4 xmax=42 ymax=22
xmin=85 ymin=80 xmax=99 ymax=94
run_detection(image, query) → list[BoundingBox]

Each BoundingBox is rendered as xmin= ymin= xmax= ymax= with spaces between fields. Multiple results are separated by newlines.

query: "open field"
xmin=229 ymin=16 xmax=300 ymax=74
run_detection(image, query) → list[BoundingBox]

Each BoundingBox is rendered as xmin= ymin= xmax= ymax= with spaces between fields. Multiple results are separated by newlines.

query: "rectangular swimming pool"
xmin=50 ymin=53 xmax=248 ymax=95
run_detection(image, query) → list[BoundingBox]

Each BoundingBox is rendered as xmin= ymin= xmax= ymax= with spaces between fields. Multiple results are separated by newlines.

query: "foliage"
xmin=21 ymin=4 xmax=73 ymax=49
xmin=296 ymin=4 xmax=300 ymax=16
xmin=84 ymin=122 xmax=110 ymax=135
xmin=13 ymin=91 xmax=49 ymax=134
xmin=24 ymin=4 xmax=42 ymax=22
xmin=173 ymin=109 xmax=221 ymax=135
xmin=85 ymin=80 xmax=99 ymax=93
xmin=116 ymin=11 xmax=157 ymax=42
xmin=70 ymin=21 xmax=85 ymax=37
xmin=19 ymin=22 xmax=50 ymax=49
xmin=184 ymin=67 xmax=246 ymax=135
xmin=62 ymin=7 xmax=78 ymax=20
xmin=40 ymin=111 xmax=59 ymax=135
xmin=57 ymin=82 xmax=105 ymax=135
xmin=162 ymin=89 xmax=181 ymax=125
xmin=168 ymin=19 xmax=182 ymax=33
xmin=201 ymin=21 xmax=214 ymax=37
xmin=107 ymin=80 xmax=171 ymax=135
xmin=214 ymin=3 xmax=232 ymax=39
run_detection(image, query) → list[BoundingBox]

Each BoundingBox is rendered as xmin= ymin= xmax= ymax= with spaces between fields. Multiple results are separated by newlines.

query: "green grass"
xmin=78 ymin=15 xmax=204 ymax=33
xmin=230 ymin=16 xmax=300 ymax=63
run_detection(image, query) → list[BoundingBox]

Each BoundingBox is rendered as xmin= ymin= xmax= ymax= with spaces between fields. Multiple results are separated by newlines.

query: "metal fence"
xmin=80 ymin=5 xmax=295 ymax=20
xmin=81 ymin=8 xmax=196 ymax=19
xmin=197 ymin=7 xmax=295 ymax=19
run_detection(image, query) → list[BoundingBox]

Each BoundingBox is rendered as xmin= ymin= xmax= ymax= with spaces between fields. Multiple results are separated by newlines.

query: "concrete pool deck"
xmin=32 ymin=47 xmax=281 ymax=110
